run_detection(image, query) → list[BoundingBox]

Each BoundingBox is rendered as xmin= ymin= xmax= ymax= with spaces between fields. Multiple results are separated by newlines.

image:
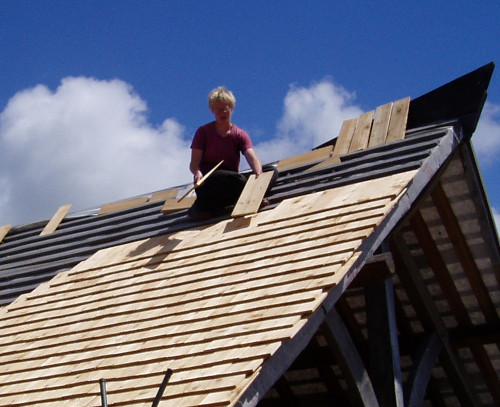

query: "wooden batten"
xmin=40 ymin=204 xmax=72 ymax=236
xmin=98 ymin=197 xmax=149 ymax=215
xmin=149 ymin=189 xmax=179 ymax=202
xmin=0 ymin=224 xmax=12 ymax=243
xmin=277 ymin=145 xmax=333 ymax=171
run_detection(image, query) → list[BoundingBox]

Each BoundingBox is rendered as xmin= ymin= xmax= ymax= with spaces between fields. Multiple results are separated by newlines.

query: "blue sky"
xmin=0 ymin=1 xmax=499 ymax=229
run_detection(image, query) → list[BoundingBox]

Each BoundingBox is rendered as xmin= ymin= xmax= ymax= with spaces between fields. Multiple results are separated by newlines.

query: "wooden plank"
xmin=305 ymin=155 xmax=341 ymax=172
xmin=231 ymin=171 xmax=274 ymax=217
xmin=98 ymin=197 xmax=148 ymax=215
xmin=178 ymin=160 xmax=224 ymax=202
xmin=161 ymin=196 xmax=196 ymax=213
xmin=348 ymin=110 xmax=374 ymax=152
xmin=149 ymin=189 xmax=179 ymax=202
xmin=386 ymin=97 xmax=410 ymax=143
xmin=333 ymin=117 xmax=357 ymax=156
xmin=369 ymin=102 xmax=393 ymax=148
xmin=277 ymin=145 xmax=333 ymax=171
xmin=0 ymin=225 xmax=12 ymax=243
xmin=40 ymin=204 xmax=72 ymax=236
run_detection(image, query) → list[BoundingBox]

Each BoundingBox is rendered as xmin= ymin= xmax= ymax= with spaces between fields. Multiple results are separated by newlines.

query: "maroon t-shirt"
xmin=190 ymin=122 xmax=253 ymax=173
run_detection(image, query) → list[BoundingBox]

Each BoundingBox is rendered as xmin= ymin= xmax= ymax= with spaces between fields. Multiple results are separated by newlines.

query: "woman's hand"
xmin=193 ymin=170 xmax=203 ymax=184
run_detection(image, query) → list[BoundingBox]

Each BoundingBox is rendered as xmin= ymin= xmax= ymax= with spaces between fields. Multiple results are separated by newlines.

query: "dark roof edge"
xmin=407 ymin=62 xmax=495 ymax=137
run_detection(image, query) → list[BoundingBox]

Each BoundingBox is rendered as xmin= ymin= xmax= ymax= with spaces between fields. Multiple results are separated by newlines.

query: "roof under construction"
xmin=0 ymin=62 xmax=498 ymax=407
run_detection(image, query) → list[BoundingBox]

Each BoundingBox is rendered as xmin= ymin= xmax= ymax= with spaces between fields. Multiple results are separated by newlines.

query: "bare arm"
xmin=243 ymin=148 xmax=263 ymax=176
xmin=190 ymin=148 xmax=204 ymax=184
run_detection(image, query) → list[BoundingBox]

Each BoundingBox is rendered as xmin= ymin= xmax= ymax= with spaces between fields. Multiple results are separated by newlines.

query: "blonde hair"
xmin=208 ymin=86 xmax=236 ymax=111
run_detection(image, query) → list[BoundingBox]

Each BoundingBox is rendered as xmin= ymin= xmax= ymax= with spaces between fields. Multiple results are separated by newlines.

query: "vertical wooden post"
xmin=365 ymin=279 xmax=404 ymax=407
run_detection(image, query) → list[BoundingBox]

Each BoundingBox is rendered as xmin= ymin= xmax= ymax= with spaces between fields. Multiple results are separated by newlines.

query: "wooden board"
xmin=277 ymin=145 xmax=333 ymax=171
xmin=231 ymin=171 xmax=275 ymax=217
xmin=333 ymin=117 xmax=357 ymax=156
xmin=369 ymin=102 xmax=393 ymax=148
xmin=0 ymin=224 xmax=12 ymax=243
xmin=161 ymin=196 xmax=196 ymax=213
xmin=386 ymin=97 xmax=410 ymax=143
xmin=40 ymin=204 xmax=72 ymax=236
xmin=149 ymin=189 xmax=179 ymax=202
xmin=98 ymin=197 xmax=149 ymax=215
xmin=349 ymin=110 xmax=374 ymax=152
xmin=306 ymin=155 xmax=341 ymax=172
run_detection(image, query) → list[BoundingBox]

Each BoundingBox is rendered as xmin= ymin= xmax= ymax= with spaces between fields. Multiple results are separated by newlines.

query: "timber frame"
xmin=0 ymin=63 xmax=498 ymax=407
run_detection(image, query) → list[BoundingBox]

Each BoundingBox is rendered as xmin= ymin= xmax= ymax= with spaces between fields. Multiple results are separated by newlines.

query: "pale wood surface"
xmin=277 ymin=145 xmax=333 ymax=171
xmin=231 ymin=171 xmax=274 ymax=217
xmin=40 ymin=204 xmax=72 ymax=236
xmin=149 ymin=189 xmax=179 ymax=202
xmin=0 ymin=224 xmax=11 ymax=243
xmin=386 ymin=97 xmax=410 ymax=143
xmin=349 ymin=110 xmax=374 ymax=152
xmin=369 ymin=102 xmax=393 ymax=148
xmin=0 ymin=170 xmax=417 ymax=407
xmin=161 ymin=196 xmax=196 ymax=213
xmin=333 ymin=118 xmax=357 ymax=156
xmin=98 ymin=197 xmax=149 ymax=215
xmin=306 ymin=153 xmax=342 ymax=172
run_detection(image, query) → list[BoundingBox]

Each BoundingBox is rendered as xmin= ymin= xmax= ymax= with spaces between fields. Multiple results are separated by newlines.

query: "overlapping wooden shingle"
xmin=0 ymin=170 xmax=416 ymax=406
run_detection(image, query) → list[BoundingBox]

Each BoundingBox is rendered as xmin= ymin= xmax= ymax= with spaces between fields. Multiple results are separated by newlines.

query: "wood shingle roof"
xmin=0 ymin=62 xmax=498 ymax=406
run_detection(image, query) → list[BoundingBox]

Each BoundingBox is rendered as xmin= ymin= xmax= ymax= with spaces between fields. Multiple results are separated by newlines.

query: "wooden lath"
xmin=309 ymin=97 xmax=410 ymax=171
xmin=40 ymin=204 xmax=72 ymax=236
xmin=0 ymin=225 xmax=11 ymax=244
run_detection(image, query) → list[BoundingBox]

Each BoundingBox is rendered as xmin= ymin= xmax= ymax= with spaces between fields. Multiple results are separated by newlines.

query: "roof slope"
xmin=0 ymin=170 xmax=416 ymax=406
xmin=0 ymin=63 xmax=498 ymax=406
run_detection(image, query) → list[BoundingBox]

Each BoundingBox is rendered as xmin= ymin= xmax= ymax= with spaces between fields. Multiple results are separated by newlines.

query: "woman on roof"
xmin=188 ymin=86 xmax=266 ymax=220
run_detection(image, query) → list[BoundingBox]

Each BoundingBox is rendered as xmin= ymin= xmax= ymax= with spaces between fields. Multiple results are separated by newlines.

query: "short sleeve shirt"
xmin=190 ymin=122 xmax=253 ymax=173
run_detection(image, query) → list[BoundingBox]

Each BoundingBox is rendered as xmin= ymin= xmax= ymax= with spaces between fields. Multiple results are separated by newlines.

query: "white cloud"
xmin=254 ymin=80 xmax=363 ymax=164
xmin=472 ymin=101 xmax=500 ymax=166
xmin=0 ymin=76 xmax=364 ymax=227
xmin=0 ymin=77 xmax=191 ymax=226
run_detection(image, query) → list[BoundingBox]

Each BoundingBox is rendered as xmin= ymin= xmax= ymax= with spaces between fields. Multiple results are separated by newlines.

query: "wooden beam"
xmin=450 ymin=322 xmax=500 ymax=347
xmin=391 ymin=235 xmax=482 ymax=407
xmin=350 ymin=252 xmax=394 ymax=288
xmin=0 ymin=225 xmax=12 ymax=243
xmin=410 ymin=211 xmax=472 ymax=324
xmin=431 ymin=182 xmax=499 ymax=323
xmin=323 ymin=307 xmax=380 ymax=407
xmin=40 ymin=204 xmax=72 ymax=236
xmin=404 ymin=332 xmax=443 ymax=407
xmin=364 ymin=279 xmax=404 ymax=407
